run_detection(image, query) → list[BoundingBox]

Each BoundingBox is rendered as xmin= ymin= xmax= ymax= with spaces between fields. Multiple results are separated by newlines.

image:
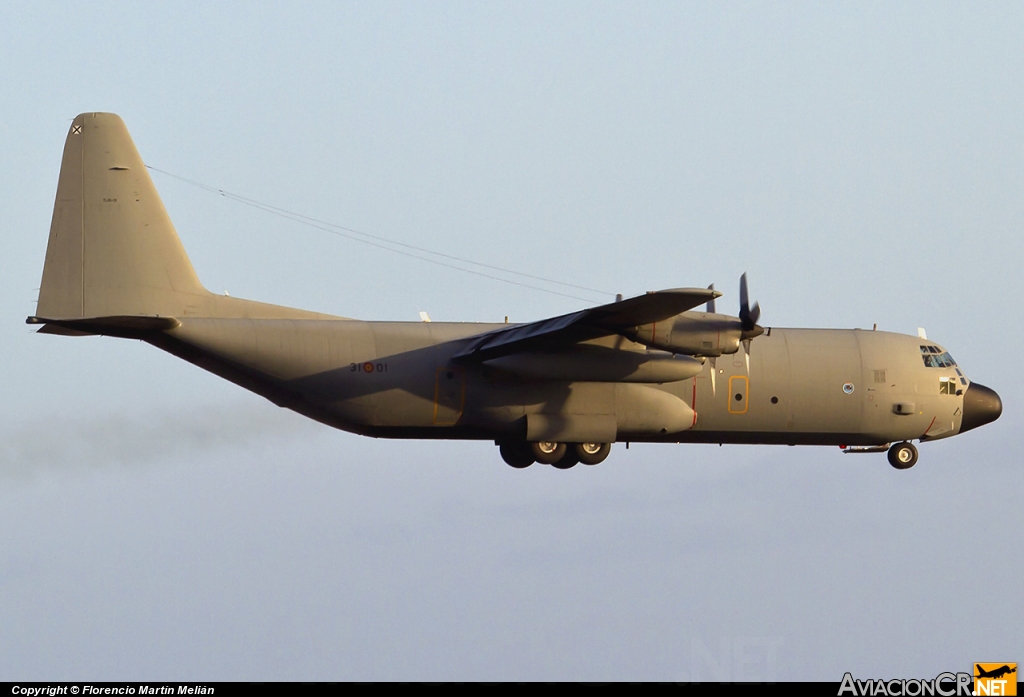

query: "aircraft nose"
xmin=960 ymin=382 xmax=1002 ymax=433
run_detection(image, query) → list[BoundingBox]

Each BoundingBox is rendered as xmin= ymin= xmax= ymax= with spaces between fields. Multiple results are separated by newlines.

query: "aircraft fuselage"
xmin=151 ymin=314 xmax=981 ymax=448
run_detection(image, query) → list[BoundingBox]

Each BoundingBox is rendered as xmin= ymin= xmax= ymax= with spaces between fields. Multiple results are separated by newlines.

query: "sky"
xmin=1 ymin=1 xmax=1021 ymax=681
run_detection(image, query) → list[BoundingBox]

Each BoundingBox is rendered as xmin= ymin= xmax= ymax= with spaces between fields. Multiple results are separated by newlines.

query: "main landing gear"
xmin=498 ymin=441 xmax=612 ymax=469
xmin=887 ymin=441 xmax=919 ymax=470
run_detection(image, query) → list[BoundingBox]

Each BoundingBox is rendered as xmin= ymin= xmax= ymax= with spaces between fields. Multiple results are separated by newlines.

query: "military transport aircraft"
xmin=28 ymin=113 xmax=1002 ymax=470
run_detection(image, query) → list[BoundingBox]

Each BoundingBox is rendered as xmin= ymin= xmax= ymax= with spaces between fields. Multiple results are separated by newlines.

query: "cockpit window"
xmin=921 ymin=345 xmax=956 ymax=368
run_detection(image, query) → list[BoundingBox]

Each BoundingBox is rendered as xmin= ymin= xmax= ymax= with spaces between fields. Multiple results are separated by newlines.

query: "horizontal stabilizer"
xmin=27 ymin=314 xmax=181 ymax=338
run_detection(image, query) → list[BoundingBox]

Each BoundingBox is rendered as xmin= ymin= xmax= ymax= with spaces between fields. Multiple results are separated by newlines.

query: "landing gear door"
xmin=433 ymin=366 xmax=465 ymax=426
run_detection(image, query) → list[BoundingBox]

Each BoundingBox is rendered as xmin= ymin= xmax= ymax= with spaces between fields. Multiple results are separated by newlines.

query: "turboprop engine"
xmin=622 ymin=312 xmax=743 ymax=357
xmin=621 ymin=274 xmax=764 ymax=357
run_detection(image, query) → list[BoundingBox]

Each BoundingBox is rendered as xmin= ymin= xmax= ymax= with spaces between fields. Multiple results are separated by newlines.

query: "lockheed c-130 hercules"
xmin=29 ymin=113 xmax=1002 ymax=470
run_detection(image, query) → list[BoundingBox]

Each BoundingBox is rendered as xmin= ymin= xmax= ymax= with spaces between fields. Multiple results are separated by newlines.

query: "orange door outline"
xmin=728 ymin=375 xmax=749 ymax=414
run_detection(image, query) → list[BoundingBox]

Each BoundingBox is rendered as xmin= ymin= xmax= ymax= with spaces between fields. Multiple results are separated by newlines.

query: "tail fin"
xmin=34 ymin=113 xmax=339 ymax=325
xmin=37 ymin=113 xmax=206 ymax=319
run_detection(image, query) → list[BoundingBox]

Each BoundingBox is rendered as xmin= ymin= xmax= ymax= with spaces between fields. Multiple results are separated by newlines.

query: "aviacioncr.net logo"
xmin=839 ymin=672 xmax=973 ymax=696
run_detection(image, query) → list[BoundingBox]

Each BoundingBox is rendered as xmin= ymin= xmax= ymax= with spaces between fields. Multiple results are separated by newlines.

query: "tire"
xmin=575 ymin=442 xmax=611 ymax=465
xmin=887 ymin=442 xmax=919 ymax=470
xmin=530 ymin=441 xmax=567 ymax=465
xmin=499 ymin=442 xmax=535 ymax=469
xmin=551 ymin=449 xmax=579 ymax=470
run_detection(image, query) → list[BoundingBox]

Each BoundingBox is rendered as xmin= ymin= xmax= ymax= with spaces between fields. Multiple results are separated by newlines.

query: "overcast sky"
xmin=1 ymin=1 xmax=1021 ymax=681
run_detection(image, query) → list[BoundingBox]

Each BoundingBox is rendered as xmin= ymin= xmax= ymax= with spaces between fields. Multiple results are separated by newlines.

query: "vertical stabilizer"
xmin=37 ymin=113 xmax=206 ymax=319
xmin=34 ymin=113 xmax=342 ymax=325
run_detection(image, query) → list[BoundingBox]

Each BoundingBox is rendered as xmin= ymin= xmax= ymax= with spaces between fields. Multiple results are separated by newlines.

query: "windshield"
xmin=921 ymin=345 xmax=956 ymax=368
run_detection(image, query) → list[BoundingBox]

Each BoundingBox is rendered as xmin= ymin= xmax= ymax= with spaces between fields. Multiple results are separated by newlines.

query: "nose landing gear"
xmin=887 ymin=441 xmax=919 ymax=470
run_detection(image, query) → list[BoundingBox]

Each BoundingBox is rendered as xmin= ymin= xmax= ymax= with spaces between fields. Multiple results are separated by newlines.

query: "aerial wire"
xmin=146 ymin=166 xmax=612 ymax=304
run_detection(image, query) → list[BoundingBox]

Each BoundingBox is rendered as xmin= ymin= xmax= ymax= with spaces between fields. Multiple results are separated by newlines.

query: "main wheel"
xmin=530 ymin=441 xmax=567 ymax=465
xmin=551 ymin=449 xmax=579 ymax=470
xmin=887 ymin=442 xmax=918 ymax=470
xmin=575 ymin=442 xmax=611 ymax=465
xmin=499 ymin=442 xmax=535 ymax=469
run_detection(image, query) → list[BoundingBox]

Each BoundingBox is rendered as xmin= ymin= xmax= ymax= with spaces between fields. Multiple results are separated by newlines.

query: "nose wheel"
xmin=887 ymin=442 xmax=919 ymax=469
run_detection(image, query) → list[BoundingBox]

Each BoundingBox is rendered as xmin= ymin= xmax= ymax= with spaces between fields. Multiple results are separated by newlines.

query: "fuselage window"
xmin=939 ymin=376 xmax=957 ymax=395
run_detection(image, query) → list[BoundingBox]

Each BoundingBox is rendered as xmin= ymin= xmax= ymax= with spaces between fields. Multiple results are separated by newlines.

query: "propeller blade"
xmin=706 ymin=284 xmax=716 ymax=314
xmin=739 ymin=273 xmax=762 ymax=333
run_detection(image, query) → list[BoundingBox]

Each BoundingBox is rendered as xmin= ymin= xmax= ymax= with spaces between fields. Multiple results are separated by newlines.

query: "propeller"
xmin=706 ymin=284 xmax=716 ymax=314
xmin=738 ymin=273 xmax=764 ymax=373
xmin=739 ymin=273 xmax=760 ymax=334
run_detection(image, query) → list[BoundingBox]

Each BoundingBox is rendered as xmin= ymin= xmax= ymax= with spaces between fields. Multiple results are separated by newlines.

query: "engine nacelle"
xmin=485 ymin=347 xmax=704 ymax=383
xmin=622 ymin=311 xmax=743 ymax=356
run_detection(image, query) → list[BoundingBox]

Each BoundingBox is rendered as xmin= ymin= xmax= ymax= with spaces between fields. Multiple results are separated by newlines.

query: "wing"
xmin=455 ymin=287 xmax=719 ymax=361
